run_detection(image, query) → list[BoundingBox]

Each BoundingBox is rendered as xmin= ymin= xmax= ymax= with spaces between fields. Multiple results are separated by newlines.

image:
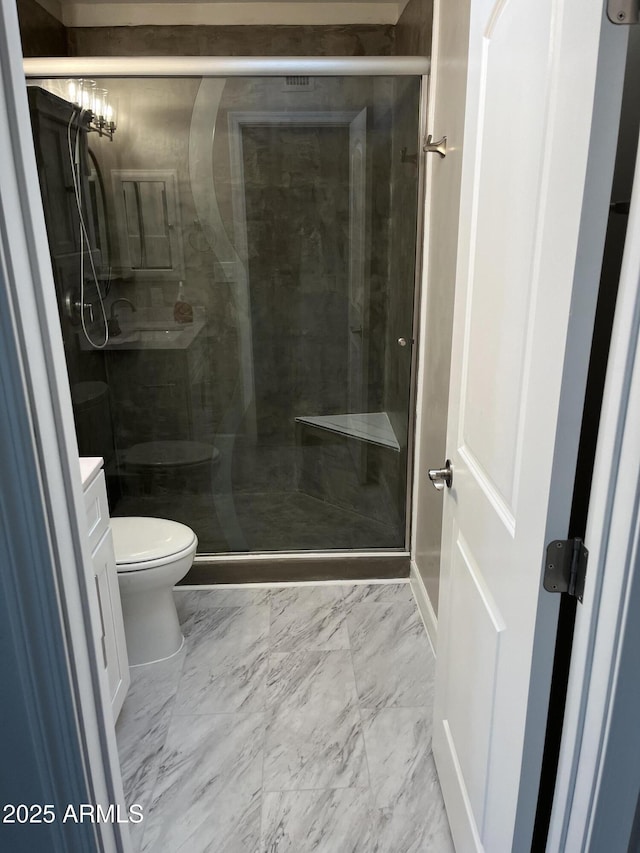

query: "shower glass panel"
xmin=27 ymin=73 xmax=422 ymax=553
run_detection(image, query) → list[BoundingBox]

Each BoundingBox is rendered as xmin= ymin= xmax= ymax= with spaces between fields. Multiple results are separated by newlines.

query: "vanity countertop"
xmin=79 ymin=456 xmax=103 ymax=488
xmin=78 ymin=316 xmax=207 ymax=352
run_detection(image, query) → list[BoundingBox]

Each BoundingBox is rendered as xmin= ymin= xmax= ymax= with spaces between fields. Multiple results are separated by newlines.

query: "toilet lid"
xmin=110 ymin=517 xmax=197 ymax=566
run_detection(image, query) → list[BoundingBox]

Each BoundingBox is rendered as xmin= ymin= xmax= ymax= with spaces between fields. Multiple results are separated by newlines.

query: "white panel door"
xmin=431 ymin=0 xmax=626 ymax=850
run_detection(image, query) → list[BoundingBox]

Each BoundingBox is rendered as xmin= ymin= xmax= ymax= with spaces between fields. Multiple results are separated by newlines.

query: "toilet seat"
xmin=111 ymin=516 xmax=197 ymax=572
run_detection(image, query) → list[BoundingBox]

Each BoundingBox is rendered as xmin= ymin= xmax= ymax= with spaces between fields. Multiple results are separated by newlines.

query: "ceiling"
xmin=39 ymin=0 xmax=408 ymax=28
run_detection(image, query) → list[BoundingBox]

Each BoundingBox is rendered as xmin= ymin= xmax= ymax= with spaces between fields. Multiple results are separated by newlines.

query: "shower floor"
xmin=115 ymin=582 xmax=453 ymax=852
xmin=112 ymin=491 xmax=402 ymax=553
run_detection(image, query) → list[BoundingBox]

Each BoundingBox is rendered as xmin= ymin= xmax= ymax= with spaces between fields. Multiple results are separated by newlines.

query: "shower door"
xmin=27 ymin=70 xmax=423 ymax=555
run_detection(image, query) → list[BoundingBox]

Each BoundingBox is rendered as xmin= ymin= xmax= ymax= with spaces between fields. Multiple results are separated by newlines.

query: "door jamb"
xmin=548 ymin=123 xmax=640 ymax=852
xmin=1 ymin=2 xmax=128 ymax=849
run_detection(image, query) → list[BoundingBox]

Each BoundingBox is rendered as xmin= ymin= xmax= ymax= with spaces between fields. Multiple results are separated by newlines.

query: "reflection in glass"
xmin=28 ymin=75 xmax=421 ymax=554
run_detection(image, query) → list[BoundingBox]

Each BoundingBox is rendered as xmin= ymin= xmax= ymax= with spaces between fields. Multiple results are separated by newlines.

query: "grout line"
xmin=258 ymin=593 xmax=273 ymax=849
xmin=342 ymin=600 xmax=374 ymax=795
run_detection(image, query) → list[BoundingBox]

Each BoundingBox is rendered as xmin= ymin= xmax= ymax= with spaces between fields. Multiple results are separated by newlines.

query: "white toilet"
xmin=110 ymin=516 xmax=197 ymax=666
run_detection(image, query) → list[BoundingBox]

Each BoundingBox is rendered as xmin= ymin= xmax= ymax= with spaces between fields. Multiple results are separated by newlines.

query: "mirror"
xmin=111 ymin=168 xmax=184 ymax=279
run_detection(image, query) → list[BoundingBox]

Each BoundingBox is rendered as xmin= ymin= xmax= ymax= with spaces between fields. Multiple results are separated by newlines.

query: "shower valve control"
xmin=64 ymin=288 xmax=94 ymax=325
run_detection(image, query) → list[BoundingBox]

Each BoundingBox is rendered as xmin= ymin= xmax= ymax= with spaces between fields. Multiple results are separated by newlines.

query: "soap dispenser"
xmin=173 ymin=280 xmax=193 ymax=324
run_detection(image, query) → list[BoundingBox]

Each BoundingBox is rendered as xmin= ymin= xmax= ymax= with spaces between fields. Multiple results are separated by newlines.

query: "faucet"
xmin=108 ymin=298 xmax=136 ymax=337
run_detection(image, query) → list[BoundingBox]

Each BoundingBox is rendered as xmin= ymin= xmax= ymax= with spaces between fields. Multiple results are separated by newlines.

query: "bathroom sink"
xmin=93 ymin=318 xmax=204 ymax=351
xmin=136 ymin=329 xmax=185 ymax=343
xmin=134 ymin=323 xmax=187 ymax=332
xmin=108 ymin=328 xmax=186 ymax=345
xmin=107 ymin=330 xmax=139 ymax=346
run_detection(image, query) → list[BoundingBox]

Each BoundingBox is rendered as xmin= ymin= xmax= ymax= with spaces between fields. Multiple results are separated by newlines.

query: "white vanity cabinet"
xmin=81 ymin=458 xmax=129 ymax=719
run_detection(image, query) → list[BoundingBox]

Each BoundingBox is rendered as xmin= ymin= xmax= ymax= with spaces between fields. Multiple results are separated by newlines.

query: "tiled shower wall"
xmin=243 ymin=123 xmax=351 ymax=444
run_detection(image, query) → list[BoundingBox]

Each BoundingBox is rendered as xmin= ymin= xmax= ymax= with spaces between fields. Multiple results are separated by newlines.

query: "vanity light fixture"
xmin=66 ymin=78 xmax=118 ymax=140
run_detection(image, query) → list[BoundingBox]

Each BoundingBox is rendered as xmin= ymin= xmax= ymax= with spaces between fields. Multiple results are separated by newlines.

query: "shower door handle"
xmin=428 ymin=460 xmax=453 ymax=491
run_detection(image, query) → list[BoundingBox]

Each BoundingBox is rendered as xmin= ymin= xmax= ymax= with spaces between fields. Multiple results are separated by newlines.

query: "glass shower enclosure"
xmin=25 ymin=57 xmax=426 ymax=556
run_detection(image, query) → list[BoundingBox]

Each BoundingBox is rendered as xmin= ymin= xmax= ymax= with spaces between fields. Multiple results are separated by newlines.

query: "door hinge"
xmin=543 ymin=538 xmax=588 ymax=602
xmin=607 ymin=0 xmax=639 ymax=24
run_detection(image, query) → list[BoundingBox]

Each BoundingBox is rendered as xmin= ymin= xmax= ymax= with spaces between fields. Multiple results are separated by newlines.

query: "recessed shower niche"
xmin=27 ymin=67 xmax=423 ymax=557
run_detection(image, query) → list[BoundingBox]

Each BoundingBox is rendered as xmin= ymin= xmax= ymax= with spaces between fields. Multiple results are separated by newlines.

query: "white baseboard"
xmin=410 ymin=561 xmax=438 ymax=656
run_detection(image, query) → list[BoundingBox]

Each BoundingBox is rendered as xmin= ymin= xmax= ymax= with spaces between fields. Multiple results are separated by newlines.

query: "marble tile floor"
xmin=116 ymin=582 xmax=454 ymax=853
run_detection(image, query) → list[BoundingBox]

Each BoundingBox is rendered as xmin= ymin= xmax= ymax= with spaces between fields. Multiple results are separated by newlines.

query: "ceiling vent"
xmin=283 ymin=76 xmax=313 ymax=92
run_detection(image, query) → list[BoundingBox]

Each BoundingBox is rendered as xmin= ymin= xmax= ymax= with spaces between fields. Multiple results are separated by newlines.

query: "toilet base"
xmin=116 ymin=540 xmax=196 ymax=666
xmin=118 ymin=581 xmax=185 ymax=666
xmin=129 ymin=634 xmax=185 ymax=668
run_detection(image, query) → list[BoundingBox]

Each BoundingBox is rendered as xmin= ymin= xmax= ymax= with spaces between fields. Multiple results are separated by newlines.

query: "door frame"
xmin=413 ymin=0 xmax=629 ymax=848
xmin=409 ymin=0 xmax=469 ymax=648
xmin=548 ymin=125 xmax=640 ymax=852
xmin=0 ymin=0 xmax=128 ymax=849
xmin=8 ymin=12 xmax=637 ymax=853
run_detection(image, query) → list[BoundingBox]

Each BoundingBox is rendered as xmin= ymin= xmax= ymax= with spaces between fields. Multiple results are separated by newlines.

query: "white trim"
xmin=60 ymin=2 xmax=405 ymax=28
xmin=410 ymin=38 xmax=435 ymax=562
xmin=0 ymin=1 xmax=128 ymax=849
xmin=404 ymin=72 xmax=431 ymax=551
xmin=23 ymin=56 xmax=430 ymax=79
xmin=410 ymin=560 xmax=437 ymax=654
xmin=548 ymin=124 xmax=640 ymax=852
